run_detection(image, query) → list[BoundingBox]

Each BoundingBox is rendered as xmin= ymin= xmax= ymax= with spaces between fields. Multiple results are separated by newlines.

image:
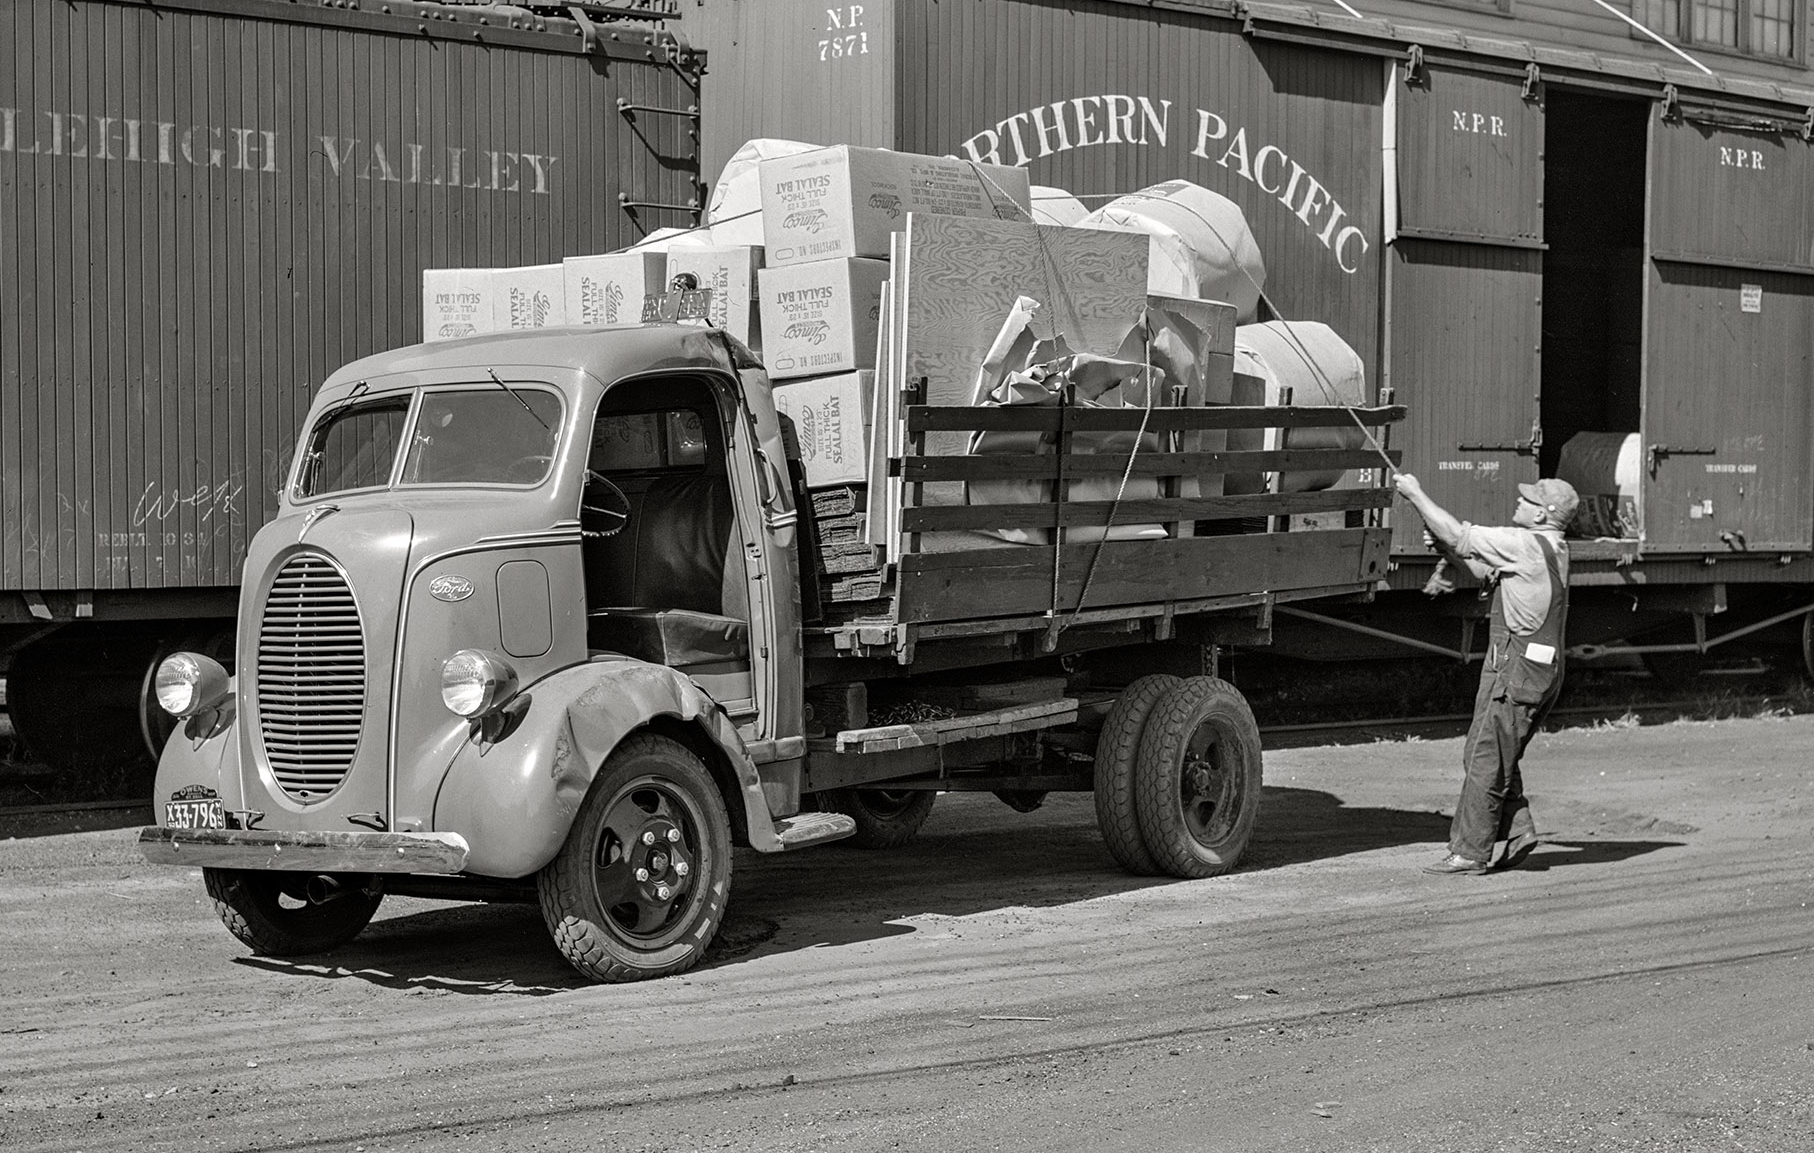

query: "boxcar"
xmin=686 ymin=0 xmax=1814 ymax=676
xmin=0 ymin=0 xmax=702 ymax=767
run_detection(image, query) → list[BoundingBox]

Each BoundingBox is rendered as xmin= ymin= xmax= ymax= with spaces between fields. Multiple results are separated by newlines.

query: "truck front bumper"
xmin=138 ymin=827 xmax=470 ymax=874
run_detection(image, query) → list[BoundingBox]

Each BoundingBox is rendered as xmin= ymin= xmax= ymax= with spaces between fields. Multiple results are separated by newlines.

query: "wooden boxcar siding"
xmin=1395 ymin=64 xmax=1546 ymax=244
xmin=1643 ymin=261 xmax=1814 ymax=550
xmin=1643 ymin=108 xmax=1814 ymax=551
xmin=691 ymin=0 xmax=897 ymax=182
xmin=1386 ymin=239 xmax=1543 ymax=546
xmin=1649 ymin=115 xmax=1814 ymax=269
xmin=1 ymin=0 xmax=698 ymax=592
xmin=897 ymin=0 xmax=1387 ymax=379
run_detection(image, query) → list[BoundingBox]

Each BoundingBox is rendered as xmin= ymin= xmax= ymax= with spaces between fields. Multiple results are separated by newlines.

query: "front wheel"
xmin=537 ymin=734 xmax=732 ymax=983
xmin=203 ymin=869 xmax=383 ymax=955
xmin=818 ymin=788 xmax=936 ymax=849
xmin=1133 ymin=677 xmax=1263 ymax=879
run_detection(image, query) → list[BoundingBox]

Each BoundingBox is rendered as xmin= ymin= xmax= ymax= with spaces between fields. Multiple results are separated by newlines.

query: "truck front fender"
xmin=150 ymin=685 xmax=243 ymax=818
xmin=432 ymin=655 xmax=779 ymax=878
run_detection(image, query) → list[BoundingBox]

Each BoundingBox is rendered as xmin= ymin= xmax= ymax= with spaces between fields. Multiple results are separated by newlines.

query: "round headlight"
xmin=441 ymin=649 xmax=519 ymax=718
xmin=155 ymin=653 xmax=231 ymax=718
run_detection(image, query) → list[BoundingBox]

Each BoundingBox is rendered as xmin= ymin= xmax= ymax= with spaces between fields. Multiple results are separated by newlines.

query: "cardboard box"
xmin=665 ymin=245 xmax=764 ymax=347
xmin=758 ymin=258 xmax=890 ymax=380
xmin=491 ymin=263 xmax=565 ymax=332
xmin=422 ymin=269 xmax=493 ymax=342
xmin=759 ymin=145 xmax=1032 ymax=266
xmin=773 ymin=371 xmax=873 ymax=488
xmin=564 ymin=252 xmax=667 ymax=327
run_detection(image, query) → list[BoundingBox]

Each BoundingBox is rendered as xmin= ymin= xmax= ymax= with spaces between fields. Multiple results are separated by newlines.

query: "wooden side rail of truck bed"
xmin=811 ymin=402 xmax=1405 ymax=664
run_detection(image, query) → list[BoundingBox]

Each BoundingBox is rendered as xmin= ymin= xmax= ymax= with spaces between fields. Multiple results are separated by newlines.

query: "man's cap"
xmin=1518 ymin=478 xmax=1579 ymax=526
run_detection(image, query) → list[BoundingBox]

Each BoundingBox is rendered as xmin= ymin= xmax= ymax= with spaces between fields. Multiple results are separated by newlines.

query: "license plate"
xmin=165 ymin=798 xmax=225 ymax=830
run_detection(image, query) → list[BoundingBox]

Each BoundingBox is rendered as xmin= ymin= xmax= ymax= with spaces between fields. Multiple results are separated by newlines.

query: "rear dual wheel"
xmin=1092 ymin=674 xmax=1180 ymax=875
xmin=1094 ymin=675 xmax=1263 ymax=879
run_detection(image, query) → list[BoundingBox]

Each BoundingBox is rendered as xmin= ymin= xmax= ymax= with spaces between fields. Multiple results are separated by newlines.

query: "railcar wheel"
xmin=1132 ymin=676 xmax=1263 ymax=879
xmin=1092 ymin=674 xmax=1181 ymax=875
xmin=819 ymin=788 xmax=936 ymax=849
xmin=537 ymin=734 xmax=731 ymax=983
xmin=203 ymin=868 xmax=383 ymax=956
xmin=1801 ymin=610 xmax=1813 ymax=682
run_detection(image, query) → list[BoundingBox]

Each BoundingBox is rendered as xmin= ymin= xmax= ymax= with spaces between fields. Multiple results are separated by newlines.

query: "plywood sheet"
xmin=895 ymin=213 xmax=1149 ymax=554
xmin=902 ymin=213 xmax=1149 ymax=422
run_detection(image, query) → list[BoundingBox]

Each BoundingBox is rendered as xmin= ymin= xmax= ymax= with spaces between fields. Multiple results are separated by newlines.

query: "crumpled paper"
xmin=962 ymin=299 xmax=1170 ymax=545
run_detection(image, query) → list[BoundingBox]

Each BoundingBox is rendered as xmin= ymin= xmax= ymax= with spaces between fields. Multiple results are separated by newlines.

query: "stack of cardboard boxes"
xmin=736 ymin=146 xmax=1030 ymax=620
xmin=421 ymin=143 xmax=1034 ymax=619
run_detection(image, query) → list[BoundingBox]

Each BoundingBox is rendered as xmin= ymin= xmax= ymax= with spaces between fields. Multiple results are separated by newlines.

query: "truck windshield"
xmin=296 ymin=396 xmax=413 ymax=498
xmin=401 ymin=387 xmax=564 ymax=485
xmin=296 ymin=386 xmax=564 ymax=499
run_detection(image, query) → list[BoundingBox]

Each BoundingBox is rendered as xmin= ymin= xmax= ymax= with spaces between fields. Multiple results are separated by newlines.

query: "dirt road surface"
xmin=2 ymin=713 xmax=1810 ymax=1152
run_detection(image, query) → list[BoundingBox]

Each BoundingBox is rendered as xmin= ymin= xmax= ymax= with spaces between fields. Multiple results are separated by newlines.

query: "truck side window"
xmin=297 ymin=396 xmax=411 ymax=498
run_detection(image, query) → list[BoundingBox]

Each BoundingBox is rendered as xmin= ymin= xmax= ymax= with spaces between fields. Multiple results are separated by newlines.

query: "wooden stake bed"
xmin=811 ymin=403 xmax=1405 ymax=664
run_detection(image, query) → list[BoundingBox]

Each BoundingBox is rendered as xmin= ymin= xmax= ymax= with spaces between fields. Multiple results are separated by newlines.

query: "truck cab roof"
xmin=319 ymin=325 xmax=757 ymax=399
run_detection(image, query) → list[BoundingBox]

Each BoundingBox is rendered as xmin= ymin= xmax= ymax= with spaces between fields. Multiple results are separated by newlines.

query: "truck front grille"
xmin=257 ymin=553 xmax=366 ymax=802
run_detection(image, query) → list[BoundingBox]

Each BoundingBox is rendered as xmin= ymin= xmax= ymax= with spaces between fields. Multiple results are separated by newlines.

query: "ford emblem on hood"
xmin=429 ymin=575 xmax=475 ymax=603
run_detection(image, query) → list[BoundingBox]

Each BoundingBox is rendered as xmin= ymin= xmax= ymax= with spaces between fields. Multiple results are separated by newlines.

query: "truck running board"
xmin=771 ymin=811 xmax=857 ymax=850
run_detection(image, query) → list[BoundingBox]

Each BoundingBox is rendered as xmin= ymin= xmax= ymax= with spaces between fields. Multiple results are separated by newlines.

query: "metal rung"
xmin=618 ymin=193 xmax=700 ymax=215
xmin=616 ymin=98 xmax=699 ymax=120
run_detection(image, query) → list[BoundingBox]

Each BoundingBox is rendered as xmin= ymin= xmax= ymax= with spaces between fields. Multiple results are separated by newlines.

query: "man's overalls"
xmin=1451 ymin=535 xmax=1569 ymax=863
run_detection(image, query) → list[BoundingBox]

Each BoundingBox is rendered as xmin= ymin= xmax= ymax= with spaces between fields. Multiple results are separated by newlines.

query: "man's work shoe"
xmin=1497 ymin=831 xmax=1541 ymax=871
xmin=1422 ymin=853 xmax=1490 ymax=875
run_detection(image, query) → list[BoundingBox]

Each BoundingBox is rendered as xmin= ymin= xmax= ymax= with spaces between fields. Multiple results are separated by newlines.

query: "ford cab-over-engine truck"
xmin=138 ymin=322 xmax=1401 ymax=982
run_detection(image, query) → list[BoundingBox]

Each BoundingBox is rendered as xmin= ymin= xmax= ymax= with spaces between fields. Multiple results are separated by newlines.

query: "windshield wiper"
xmin=487 ymin=369 xmax=551 ymax=431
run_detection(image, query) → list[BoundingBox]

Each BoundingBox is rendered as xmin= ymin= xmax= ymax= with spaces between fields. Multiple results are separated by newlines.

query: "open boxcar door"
xmin=1386 ymin=62 xmax=1545 ymax=549
xmin=1642 ymin=106 xmax=1814 ymax=553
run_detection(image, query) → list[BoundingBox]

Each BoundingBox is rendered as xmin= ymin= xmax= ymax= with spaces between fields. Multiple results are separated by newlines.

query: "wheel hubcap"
xmin=591 ymin=782 xmax=699 ymax=941
xmin=1179 ymin=725 xmax=1241 ymax=843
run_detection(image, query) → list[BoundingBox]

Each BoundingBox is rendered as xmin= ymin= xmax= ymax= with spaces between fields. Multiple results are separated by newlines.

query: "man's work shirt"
xmin=1453 ymin=524 xmax=1569 ymax=636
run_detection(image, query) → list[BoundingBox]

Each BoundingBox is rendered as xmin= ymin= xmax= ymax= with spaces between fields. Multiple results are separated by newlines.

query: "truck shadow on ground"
xmin=224 ymin=786 xmax=1466 ymax=994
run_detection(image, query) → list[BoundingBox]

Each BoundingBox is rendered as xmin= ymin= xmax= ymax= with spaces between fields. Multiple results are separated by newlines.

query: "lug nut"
xmin=642 ymin=830 xmax=656 ymax=845
xmin=655 ymin=884 xmax=672 ymax=900
xmin=634 ymin=867 xmax=650 ymax=881
xmin=666 ymin=828 xmax=681 ymax=843
xmin=675 ymin=861 xmax=690 ymax=877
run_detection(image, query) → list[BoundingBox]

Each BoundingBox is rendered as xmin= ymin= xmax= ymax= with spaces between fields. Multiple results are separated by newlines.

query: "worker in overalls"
xmin=1393 ymin=474 xmax=1578 ymax=875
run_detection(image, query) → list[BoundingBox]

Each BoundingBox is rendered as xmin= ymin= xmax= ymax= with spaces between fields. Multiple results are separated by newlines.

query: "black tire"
xmin=537 ymin=734 xmax=732 ymax=982
xmin=819 ymin=788 xmax=936 ymax=849
xmin=1092 ymin=674 xmax=1181 ymax=875
xmin=203 ymin=868 xmax=383 ymax=956
xmin=1132 ymin=676 xmax=1263 ymax=879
